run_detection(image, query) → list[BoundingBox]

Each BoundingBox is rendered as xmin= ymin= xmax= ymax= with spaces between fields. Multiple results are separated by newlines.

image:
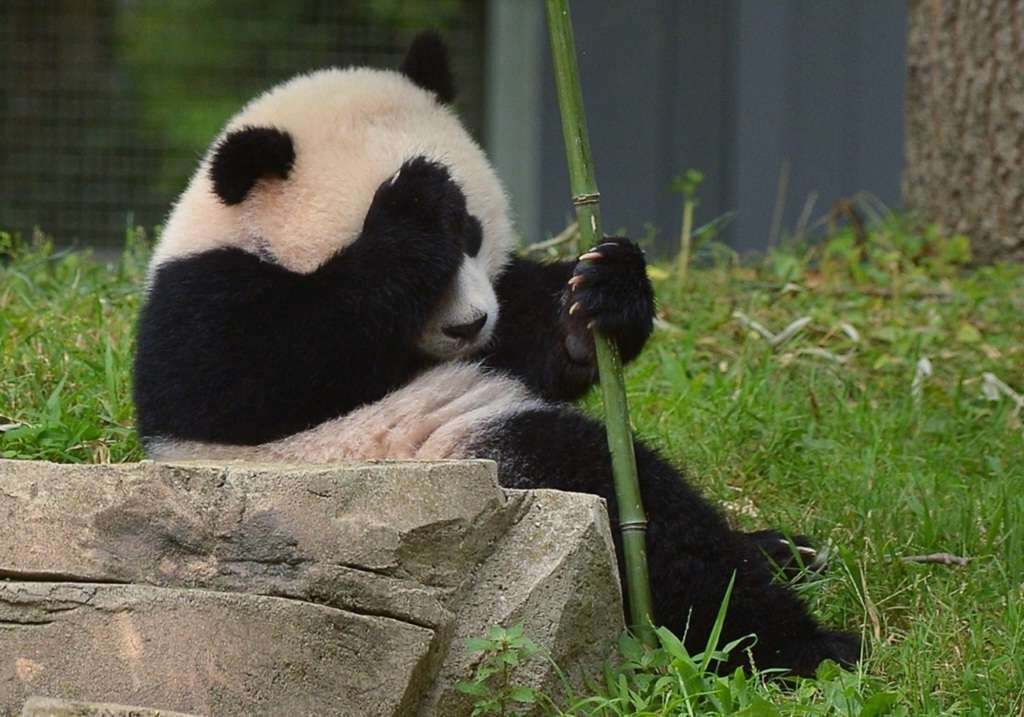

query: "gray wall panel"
xmin=733 ymin=0 xmax=790 ymax=249
xmin=538 ymin=0 xmax=667 ymax=242
xmin=486 ymin=0 xmax=906 ymax=254
xmin=856 ymin=0 xmax=907 ymax=211
xmin=667 ymin=1 xmax=733 ymax=249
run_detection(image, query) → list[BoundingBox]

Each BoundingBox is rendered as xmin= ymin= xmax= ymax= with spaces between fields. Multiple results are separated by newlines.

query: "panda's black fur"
xmin=134 ymin=32 xmax=860 ymax=677
xmin=136 ymin=156 xmax=467 ymax=445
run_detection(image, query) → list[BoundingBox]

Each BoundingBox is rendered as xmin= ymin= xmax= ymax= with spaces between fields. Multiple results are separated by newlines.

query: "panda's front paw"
xmin=563 ymin=237 xmax=655 ymax=365
xmin=365 ymin=156 xmax=469 ymax=258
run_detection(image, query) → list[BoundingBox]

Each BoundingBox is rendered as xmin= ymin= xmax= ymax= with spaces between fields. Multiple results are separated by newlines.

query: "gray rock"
xmin=0 ymin=459 xmax=622 ymax=716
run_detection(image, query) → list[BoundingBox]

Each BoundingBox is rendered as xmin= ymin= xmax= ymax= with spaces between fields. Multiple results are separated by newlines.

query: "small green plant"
xmin=817 ymin=215 xmax=971 ymax=286
xmin=460 ymin=579 xmax=898 ymax=715
xmin=670 ymin=168 xmax=704 ymax=283
xmin=562 ymin=574 xmax=753 ymax=715
xmin=457 ymin=624 xmax=542 ymax=716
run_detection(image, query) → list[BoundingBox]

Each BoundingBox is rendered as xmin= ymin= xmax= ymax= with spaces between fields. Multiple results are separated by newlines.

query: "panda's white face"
xmin=417 ymin=256 xmax=499 ymax=358
xmin=153 ymin=66 xmax=514 ymax=360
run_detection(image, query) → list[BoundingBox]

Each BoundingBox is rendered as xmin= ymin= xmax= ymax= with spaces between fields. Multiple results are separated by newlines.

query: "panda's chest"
xmin=148 ymin=362 xmax=539 ymax=463
xmin=275 ymin=362 xmax=540 ymax=461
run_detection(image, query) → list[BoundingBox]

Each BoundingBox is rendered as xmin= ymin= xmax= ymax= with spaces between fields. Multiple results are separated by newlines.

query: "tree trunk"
xmin=903 ymin=0 xmax=1024 ymax=263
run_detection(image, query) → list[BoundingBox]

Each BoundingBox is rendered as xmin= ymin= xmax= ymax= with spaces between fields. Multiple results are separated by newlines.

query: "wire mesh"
xmin=0 ymin=0 xmax=486 ymax=246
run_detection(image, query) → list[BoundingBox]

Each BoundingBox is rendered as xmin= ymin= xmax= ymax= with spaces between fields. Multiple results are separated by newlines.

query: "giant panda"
xmin=134 ymin=32 xmax=860 ymax=676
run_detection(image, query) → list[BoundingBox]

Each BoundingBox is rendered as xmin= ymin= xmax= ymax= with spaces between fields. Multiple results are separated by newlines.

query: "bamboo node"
xmin=572 ymin=192 xmax=601 ymax=206
xmin=618 ymin=519 xmax=649 ymax=532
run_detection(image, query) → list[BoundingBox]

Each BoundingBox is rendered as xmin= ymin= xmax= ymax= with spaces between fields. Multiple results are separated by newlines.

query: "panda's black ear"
xmin=400 ymin=31 xmax=456 ymax=104
xmin=209 ymin=126 xmax=295 ymax=205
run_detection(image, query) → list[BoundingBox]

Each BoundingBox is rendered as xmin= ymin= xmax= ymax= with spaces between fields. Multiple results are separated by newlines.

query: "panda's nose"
xmin=443 ymin=314 xmax=488 ymax=340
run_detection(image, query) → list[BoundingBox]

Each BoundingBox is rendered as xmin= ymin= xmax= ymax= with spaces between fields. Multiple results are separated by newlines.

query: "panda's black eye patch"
xmin=465 ymin=216 xmax=483 ymax=258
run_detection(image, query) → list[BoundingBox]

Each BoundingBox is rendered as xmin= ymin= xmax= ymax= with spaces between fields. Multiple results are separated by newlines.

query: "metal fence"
xmin=0 ymin=0 xmax=486 ymax=247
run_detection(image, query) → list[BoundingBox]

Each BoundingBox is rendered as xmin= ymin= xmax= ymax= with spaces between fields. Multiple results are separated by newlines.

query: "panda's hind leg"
xmin=462 ymin=405 xmax=860 ymax=677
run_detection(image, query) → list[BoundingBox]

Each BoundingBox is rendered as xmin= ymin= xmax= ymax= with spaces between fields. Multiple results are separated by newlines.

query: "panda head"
xmin=153 ymin=32 xmax=513 ymax=359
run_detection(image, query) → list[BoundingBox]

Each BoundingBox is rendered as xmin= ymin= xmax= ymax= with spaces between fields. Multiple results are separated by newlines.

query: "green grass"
xmin=1 ymin=221 xmax=1022 ymax=714
xmin=0 ymin=231 xmax=145 ymax=462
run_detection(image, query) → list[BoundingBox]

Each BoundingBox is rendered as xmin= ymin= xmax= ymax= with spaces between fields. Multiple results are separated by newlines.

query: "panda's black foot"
xmin=365 ymin=155 xmax=471 ymax=256
xmin=746 ymin=629 xmax=862 ymax=678
xmin=563 ymin=237 xmax=654 ymax=364
xmin=744 ymin=529 xmax=824 ymax=582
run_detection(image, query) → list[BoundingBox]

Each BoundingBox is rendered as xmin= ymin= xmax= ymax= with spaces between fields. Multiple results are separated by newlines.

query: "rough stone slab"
xmin=21 ymin=696 xmax=198 ymax=717
xmin=1 ymin=582 xmax=433 ymax=716
xmin=0 ymin=459 xmax=623 ymax=715
xmin=0 ymin=459 xmax=514 ymax=629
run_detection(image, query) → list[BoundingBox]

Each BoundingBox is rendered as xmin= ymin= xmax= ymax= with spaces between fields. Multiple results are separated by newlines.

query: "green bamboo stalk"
xmin=545 ymin=0 xmax=655 ymax=647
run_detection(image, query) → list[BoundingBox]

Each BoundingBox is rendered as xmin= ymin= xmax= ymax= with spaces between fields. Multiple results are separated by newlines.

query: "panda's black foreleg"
xmin=325 ymin=155 xmax=471 ymax=340
xmin=482 ymin=238 xmax=654 ymax=403
xmin=466 ymin=406 xmax=860 ymax=677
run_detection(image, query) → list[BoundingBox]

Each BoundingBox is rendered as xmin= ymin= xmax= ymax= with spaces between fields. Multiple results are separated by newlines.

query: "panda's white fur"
xmin=147 ymin=67 xmax=534 ymax=463
xmin=153 ymin=67 xmax=513 ymax=360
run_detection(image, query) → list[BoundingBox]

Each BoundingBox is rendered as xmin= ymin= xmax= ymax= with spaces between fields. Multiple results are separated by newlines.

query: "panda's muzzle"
xmin=442 ymin=313 xmax=488 ymax=341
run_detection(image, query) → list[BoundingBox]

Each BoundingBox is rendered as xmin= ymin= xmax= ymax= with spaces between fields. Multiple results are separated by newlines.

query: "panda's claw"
xmin=778 ymin=538 xmax=817 ymax=557
xmin=569 ymin=301 xmax=582 ymax=316
xmin=746 ymin=530 xmax=826 ymax=582
xmin=567 ymin=275 xmax=585 ymax=290
xmin=578 ymin=251 xmax=603 ymax=262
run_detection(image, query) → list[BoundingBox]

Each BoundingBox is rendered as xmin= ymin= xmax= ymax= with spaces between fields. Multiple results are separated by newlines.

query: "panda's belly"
xmin=146 ymin=362 xmax=544 ymax=463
